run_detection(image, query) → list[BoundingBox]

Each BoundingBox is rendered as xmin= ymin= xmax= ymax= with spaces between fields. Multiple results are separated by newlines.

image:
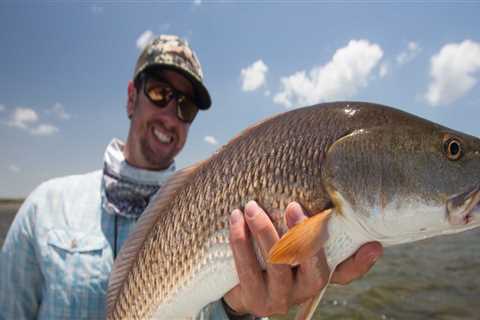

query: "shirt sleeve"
xmin=196 ymin=299 xmax=265 ymax=320
xmin=196 ymin=300 xmax=233 ymax=320
xmin=0 ymin=197 xmax=44 ymax=320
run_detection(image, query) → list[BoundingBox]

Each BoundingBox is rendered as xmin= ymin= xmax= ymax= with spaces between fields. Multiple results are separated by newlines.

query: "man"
xmin=0 ymin=35 xmax=382 ymax=319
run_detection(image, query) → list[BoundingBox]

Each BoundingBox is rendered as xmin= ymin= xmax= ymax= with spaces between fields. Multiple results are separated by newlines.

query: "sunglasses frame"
xmin=138 ymin=72 xmax=199 ymax=123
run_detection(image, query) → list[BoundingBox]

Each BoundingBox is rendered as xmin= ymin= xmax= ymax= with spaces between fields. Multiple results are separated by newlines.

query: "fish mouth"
xmin=447 ymin=184 xmax=480 ymax=225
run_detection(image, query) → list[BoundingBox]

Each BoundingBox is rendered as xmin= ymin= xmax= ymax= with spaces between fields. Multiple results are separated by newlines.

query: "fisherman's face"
xmin=125 ymin=69 xmax=193 ymax=170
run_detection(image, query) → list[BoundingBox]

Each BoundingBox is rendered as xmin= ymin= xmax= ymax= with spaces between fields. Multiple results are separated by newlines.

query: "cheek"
xmin=130 ymin=112 xmax=150 ymax=139
xmin=132 ymin=101 xmax=153 ymax=125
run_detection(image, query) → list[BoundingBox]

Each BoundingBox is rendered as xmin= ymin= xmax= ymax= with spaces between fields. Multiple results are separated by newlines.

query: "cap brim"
xmin=187 ymin=75 xmax=211 ymax=110
xmin=142 ymin=64 xmax=211 ymax=110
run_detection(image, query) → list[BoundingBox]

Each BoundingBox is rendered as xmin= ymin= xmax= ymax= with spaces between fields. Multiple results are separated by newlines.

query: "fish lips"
xmin=447 ymin=184 xmax=480 ymax=226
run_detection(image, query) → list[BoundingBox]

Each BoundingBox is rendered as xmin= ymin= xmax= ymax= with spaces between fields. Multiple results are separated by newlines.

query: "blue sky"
xmin=1 ymin=1 xmax=480 ymax=198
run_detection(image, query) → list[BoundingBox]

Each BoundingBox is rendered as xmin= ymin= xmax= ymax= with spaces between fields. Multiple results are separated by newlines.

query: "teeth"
xmin=153 ymin=128 xmax=172 ymax=144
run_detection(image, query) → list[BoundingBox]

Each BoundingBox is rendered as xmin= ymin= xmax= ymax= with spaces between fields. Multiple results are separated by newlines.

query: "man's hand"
xmin=223 ymin=201 xmax=383 ymax=316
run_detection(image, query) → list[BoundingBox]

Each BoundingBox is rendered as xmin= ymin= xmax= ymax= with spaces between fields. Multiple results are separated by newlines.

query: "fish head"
xmin=323 ymin=122 xmax=480 ymax=242
xmin=440 ymin=131 xmax=480 ymax=228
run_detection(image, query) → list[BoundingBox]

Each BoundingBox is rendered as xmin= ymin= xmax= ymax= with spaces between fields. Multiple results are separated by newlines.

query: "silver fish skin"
xmin=106 ymin=101 xmax=480 ymax=320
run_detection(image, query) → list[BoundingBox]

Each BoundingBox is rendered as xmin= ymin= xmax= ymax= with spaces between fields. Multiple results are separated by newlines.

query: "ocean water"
xmin=1 ymin=203 xmax=479 ymax=319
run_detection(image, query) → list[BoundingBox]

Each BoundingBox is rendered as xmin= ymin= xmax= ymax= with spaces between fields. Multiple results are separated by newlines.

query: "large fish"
xmin=106 ymin=101 xmax=480 ymax=320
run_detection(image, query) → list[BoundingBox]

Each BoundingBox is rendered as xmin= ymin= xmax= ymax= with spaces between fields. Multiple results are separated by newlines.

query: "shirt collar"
xmin=104 ymin=138 xmax=175 ymax=185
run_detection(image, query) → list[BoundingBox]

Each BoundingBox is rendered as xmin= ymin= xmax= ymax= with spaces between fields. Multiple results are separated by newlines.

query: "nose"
xmin=159 ymin=98 xmax=189 ymax=133
xmin=162 ymin=98 xmax=181 ymax=125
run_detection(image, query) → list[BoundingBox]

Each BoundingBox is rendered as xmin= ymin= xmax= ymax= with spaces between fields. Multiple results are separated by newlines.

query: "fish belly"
xmin=150 ymin=231 xmax=238 ymax=319
xmin=325 ymin=211 xmax=373 ymax=270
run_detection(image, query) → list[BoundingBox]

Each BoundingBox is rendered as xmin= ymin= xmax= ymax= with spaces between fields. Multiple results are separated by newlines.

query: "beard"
xmin=139 ymin=134 xmax=176 ymax=170
xmin=127 ymin=97 xmax=186 ymax=170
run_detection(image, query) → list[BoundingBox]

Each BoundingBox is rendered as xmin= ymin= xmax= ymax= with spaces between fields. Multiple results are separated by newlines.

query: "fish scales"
xmin=108 ymin=102 xmax=431 ymax=318
xmin=107 ymin=101 xmax=480 ymax=319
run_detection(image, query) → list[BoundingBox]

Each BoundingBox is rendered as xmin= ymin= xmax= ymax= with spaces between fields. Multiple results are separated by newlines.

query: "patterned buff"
xmin=101 ymin=139 xmax=175 ymax=219
xmin=103 ymin=167 xmax=160 ymax=218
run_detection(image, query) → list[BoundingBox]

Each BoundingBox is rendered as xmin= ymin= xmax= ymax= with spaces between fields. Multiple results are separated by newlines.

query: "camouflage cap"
xmin=133 ymin=34 xmax=211 ymax=110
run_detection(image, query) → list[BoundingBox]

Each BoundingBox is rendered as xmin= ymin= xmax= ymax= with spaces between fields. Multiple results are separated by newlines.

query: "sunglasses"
xmin=140 ymin=73 xmax=199 ymax=123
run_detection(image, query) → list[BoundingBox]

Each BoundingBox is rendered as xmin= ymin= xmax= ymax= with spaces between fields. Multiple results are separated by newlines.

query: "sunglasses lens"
xmin=177 ymin=98 xmax=199 ymax=123
xmin=143 ymin=75 xmax=199 ymax=123
xmin=145 ymin=83 xmax=172 ymax=108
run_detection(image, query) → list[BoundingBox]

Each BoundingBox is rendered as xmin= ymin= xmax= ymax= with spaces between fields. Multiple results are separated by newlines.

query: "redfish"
xmin=107 ymin=102 xmax=480 ymax=319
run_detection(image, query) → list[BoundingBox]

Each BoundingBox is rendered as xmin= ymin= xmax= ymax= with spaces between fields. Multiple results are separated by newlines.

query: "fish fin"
xmin=268 ymin=209 xmax=332 ymax=265
xmin=106 ymin=162 xmax=203 ymax=318
xmin=295 ymin=284 xmax=329 ymax=320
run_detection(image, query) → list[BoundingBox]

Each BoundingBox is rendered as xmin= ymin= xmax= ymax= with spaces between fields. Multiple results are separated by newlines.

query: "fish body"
xmin=107 ymin=101 xmax=480 ymax=319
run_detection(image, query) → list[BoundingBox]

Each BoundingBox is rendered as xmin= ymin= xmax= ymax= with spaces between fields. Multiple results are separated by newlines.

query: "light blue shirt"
xmin=0 ymin=140 xmax=233 ymax=320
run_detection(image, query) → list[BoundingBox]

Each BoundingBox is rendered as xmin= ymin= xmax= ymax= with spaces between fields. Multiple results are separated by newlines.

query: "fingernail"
xmin=230 ymin=210 xmax=242 ymax=226
xmin=245 ymin=201 xmax=258 ymax=218
xmin=289 ymin=202 xmax=304 ymax=224
xmin=367 ymin=252 xmax=379 ymax=265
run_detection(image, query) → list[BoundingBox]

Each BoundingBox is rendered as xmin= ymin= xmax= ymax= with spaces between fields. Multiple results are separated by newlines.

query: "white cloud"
xmin=425 ymin=40 xmax=480 ymax=106
xmin=30 ymin=124 xmax=59 ymax=136
xmin=8 ymin=165 xmax=20 ymax=173
xmin=241 ymin=60 xmax=268 ymax=92
xmin=91 ymin=5 xmax=103 ymax=14
xmin=264 ymin=90 xmax=271 ymax=97
xmin=8 ymin=107 xmax=39 ymax=129
xmin=379 ymin=62 xmax=389 ymax=78
xmin=0 ymin=105 xmax=5 ymax=112
xmin=204 ymin=135 xmax=219 ymax=145
xmin=7 ymin=107 xmax=59 ymax=135
xmin=136 ymin=30 xmax=155 ymax=50
xmin=396 ymin=41 xmax=421 ymax=65
xmin=193 ymin=0 xmax=202 ymax=5
xmin=274 ymin=40 xmax=383 ymax=108
xmin=48 ymin=102 xmax=70 ymax=120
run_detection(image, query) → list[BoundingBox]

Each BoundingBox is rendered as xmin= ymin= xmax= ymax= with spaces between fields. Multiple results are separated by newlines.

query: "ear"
xmin=127 ymin=80 xmax=137 ymax=119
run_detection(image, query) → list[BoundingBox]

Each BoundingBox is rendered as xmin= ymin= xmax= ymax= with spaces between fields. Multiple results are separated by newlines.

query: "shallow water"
xmin=1 ymin=203 xmax=479 ymax=319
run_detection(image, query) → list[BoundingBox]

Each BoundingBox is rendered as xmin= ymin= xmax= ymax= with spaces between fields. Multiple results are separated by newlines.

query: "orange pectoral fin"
xmin=268 ymin=209 xmax=332 ymax=265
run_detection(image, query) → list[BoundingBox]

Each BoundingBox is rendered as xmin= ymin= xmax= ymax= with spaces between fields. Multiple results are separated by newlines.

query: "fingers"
xmin=285 ymin=203 xmax=331 ymax=303
xmin=243 ymin=201 xmax=280 ymax=257
xmin=285 ymin=202 xmax=307 ymax=228
xmin=331 ymin=241 xmax=383 ymax=285
xmin=227 ymin=208 xmax=266 ymax=313
xmin=227 ymin=200 xmax=383 ymax=317
xmin=243 ymin=201 xmax=293 ymax=314
xmin=292 ymin=248 xmax=331 ymax=304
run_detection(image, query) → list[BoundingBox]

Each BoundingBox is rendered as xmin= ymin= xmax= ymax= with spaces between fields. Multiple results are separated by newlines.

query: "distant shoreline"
xmin=0 ymin=199 xmax=25 ymax=206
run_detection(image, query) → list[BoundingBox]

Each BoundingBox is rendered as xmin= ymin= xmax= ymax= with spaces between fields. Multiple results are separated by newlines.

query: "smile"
xmin=153 ymin=127 xmax=173 ymax=144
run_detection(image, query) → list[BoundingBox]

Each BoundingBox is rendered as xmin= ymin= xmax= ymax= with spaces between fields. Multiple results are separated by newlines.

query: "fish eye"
xmin=443 ymin=137 xmax=463 ymax=161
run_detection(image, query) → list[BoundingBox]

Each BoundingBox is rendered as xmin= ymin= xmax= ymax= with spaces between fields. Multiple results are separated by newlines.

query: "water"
xmin=1 ymin=203 xmax=479 ymax=319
